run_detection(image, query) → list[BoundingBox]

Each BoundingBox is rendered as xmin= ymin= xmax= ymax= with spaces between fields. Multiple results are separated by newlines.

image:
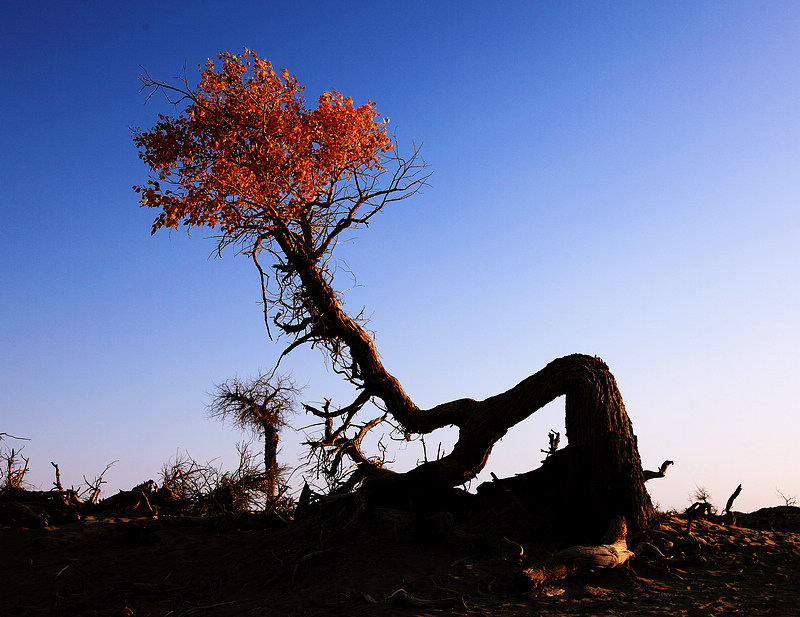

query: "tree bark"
xmin=366 ymin=354 xmax=656 ymax=541
xmin=275 ymin=233 xmax=654 ymax=539
xmin=263 ymin=424 xmax=279 ymax=499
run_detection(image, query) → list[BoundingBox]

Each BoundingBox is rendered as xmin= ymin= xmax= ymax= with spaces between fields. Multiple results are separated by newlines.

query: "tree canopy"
xmin=134 ymin=48 xmax=395 ymax=238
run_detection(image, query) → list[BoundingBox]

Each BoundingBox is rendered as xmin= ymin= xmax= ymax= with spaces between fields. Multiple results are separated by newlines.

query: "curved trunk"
xmin=367 ymin=355 xmax=656 ymax=540
xmin=275 ymin=234 xmax=654 ymax=538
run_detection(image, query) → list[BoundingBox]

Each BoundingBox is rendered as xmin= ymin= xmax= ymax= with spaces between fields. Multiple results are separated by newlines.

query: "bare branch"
xmin=51 ymin=461 xmax=64 ymax=492
xmin=644 ymin=459 xmax=674 ymax=481
xmin=82 ymin=460 xmax=118 ymax=504
xmin=776 ymin=488 xmax=797 ymax=507
xmin=724 ymin=484 xmax=742 ymax=514
xmin=0 ymin=432 xmax=30 ymax=441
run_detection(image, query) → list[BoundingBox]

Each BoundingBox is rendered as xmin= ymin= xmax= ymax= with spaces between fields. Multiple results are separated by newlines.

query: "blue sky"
xmin=2 ymin=1 xmax=798 ymax=512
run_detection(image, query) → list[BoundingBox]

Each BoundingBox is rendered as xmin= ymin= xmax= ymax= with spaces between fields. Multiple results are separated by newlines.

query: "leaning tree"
xmin=132 ymin=49 xmax=655 ymax=540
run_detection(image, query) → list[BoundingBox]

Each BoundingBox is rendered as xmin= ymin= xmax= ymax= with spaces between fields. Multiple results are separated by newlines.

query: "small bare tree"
xmin=80 ymin=460 xmax=118 ymax=504
xmin=776 ymin=488 xmax=797 ymax=507
xmin=1 ymin=433 xmax=31 ymax=491
xmin=209 ymin=372 xmax=298 ymax=500
xmin=1 ymin=447 xmax=31 ymax=491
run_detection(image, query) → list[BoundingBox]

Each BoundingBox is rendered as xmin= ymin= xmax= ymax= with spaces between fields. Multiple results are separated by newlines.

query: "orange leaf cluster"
xmin=132 ymin=49 xmax=393 ymax=236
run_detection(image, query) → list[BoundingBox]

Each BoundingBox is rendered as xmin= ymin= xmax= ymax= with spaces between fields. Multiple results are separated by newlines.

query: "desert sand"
xmin=2 ymin=500 xmax=799 ymax=616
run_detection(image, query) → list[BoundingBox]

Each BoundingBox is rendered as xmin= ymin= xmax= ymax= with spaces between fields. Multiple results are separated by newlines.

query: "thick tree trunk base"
xmin=476 ymin=446 xmax=639 ymax=544
xmin=364 ymin=354 xmax=655 ymax=545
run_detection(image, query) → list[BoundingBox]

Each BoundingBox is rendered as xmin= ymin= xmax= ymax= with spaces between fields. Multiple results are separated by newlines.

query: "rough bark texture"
xmin=263 ymin=424 xmax=279 ymax=499
xmin=367 ymin=354 xmax=655 ymax=541
xmin=278 ymin=211 xmax=653 ymax=540
xmin=273 ymin=226 xmax=653 ymax=540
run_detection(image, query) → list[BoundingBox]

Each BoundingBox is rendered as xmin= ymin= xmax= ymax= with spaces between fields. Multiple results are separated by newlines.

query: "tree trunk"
xmin=263 ymin=424 xmax=279 ymax=500
xmin=276 ymin=239 xmax=653 ymax=540
xmin=366 ymin=354 xmax=656 ymax=542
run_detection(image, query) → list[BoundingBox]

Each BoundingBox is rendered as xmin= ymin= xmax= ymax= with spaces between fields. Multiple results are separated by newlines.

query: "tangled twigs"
xmin=2 ymin=447 xmax=30 ymax=490
xmin=635 ymin=541 xmax=705 ymax=568
xmin=628 ymin=514 xmax=713 ymax=580
xmin=82 ymin=460 xmax=118 ymax=504
xmin=684 ymin=483 xmax=743 ymax=531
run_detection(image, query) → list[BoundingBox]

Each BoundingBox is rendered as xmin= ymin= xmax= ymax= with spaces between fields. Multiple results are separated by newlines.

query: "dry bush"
xmin=776 ymin=488 xmax=797 ymax=507
xmin=689 ymin=486 xmax=717 ymax=513
xmin=159 ymin=442 xmax=292 ymax=515
xmin=1 ymin=446 xmax=31 ymax=491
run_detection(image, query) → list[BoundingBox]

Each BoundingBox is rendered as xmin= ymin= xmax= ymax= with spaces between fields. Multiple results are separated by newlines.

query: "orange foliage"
xmin=132 ymin=49 xmax=394 ymax=237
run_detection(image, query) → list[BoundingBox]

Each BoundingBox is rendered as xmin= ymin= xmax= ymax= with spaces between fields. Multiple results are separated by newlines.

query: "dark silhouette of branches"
xmin=209 ymin=372 xmax=298 ymax=499
xmin=159 ymin=443 xmax=286 ymax=514
xmin=80 ymin=460 xmax=118 ymax=505
xmin=776 ymin=488 xmax=797 ymax=507
xmin=1 ymin=447 xmax=31 ymax=490
xmin=0 ymin=432 xmax=30 ymax=442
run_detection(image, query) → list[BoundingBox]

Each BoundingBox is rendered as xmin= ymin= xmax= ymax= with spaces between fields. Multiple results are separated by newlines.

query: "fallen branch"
xmin=158 ymin=511 xmax=284 ymax=531
xmin=363 ymin=589 xmax=467 ymax=609
xmin=0 ymin=432 xmax=30 ymax=441
xmin=515 ymin=516 xmax=633 ymax=590
xmin=175 ymin=599 xmax=246 ymax=616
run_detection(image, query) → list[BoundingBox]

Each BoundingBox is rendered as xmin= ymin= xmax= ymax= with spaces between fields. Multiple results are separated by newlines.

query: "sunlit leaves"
xmin=132 ymin=48 xmax=394 ymax=239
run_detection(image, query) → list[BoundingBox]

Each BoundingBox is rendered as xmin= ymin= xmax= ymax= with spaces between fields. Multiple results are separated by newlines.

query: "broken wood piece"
xmin=363 ymin=589 xmax=466 ymax=608
xmin=515 ymin=517 xmax=633 ymax=590
xmin=643 ymin=460 xmax=674 ymax=481
xmin=724 ymin=484 xmax=742 ymax=514
xmin=540 ymin=430 xmax=561 ymax=461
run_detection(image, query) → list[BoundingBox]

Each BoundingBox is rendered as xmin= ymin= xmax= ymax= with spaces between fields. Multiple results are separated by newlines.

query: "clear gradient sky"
xmin=2 ymin=1 xmax=798 ymax=512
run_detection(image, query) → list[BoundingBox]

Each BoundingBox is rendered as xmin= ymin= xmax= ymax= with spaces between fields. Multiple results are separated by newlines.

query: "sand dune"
xmin=2 ymin=502 xmax=799 ymax=616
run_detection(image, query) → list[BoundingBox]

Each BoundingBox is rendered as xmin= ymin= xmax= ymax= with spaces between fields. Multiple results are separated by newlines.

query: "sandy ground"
xmin=2 ymin=506 xmax=799 ymax=616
